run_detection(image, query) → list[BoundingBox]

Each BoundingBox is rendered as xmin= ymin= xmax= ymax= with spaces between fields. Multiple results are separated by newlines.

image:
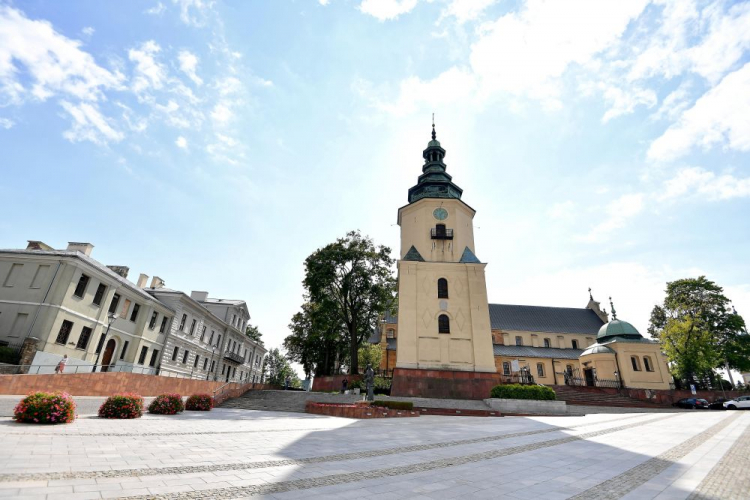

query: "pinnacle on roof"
xmin=407 ymin=118 xmax=463 ymax=203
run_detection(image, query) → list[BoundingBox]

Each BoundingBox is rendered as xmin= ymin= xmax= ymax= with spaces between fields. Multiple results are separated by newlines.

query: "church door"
xmin=101 ymin=339 xmax=116 ymax=372
xmin=584 ymin=368 xmax=595 ymax=387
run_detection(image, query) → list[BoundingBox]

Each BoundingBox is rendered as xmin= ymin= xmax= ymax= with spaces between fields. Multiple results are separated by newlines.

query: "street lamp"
xmin=93 ymin=312 xmax=118 ymax=372
xmin=206 ymin=343 xmax=218 ymax=381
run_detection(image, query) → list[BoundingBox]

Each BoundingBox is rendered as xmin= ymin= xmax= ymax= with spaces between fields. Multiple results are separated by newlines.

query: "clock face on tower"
xmin=433 ymin=207 xmax=448 ymax=221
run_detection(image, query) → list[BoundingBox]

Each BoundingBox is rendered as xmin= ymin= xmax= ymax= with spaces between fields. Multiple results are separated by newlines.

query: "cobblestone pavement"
xmin=0 ymin=408 xmax=747 ymax=499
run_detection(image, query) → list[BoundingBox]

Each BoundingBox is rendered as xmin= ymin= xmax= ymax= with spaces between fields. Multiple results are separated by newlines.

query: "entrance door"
xmin=584 ymin=368 xmax=595 ymax=387
xmin=101 ymin=339 xmax=116 ymax=372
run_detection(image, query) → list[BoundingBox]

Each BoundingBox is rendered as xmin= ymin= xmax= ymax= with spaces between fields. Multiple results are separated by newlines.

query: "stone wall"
xmin=391 ymin=368 xmax=503 ymax=400
xmin=0 ymin=372 xmax=267 ymax=397
xmin=312 ymin=374 xmax=362 ymax=392
xmin=484 ymin=397 xmax=567 ymax=415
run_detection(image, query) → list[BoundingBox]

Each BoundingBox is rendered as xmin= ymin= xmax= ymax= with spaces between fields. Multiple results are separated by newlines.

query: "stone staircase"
xmin=221 ymin=390 xmax=361 ymax=413
xmin=551 ymin=385 xmax=670 ymax=408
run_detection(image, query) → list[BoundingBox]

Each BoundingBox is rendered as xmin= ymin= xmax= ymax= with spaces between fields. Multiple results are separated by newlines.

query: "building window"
xmin=566 ymin=364 xmax=573 ymax=374
xmin=73 ymin=274 xmax=90 ymax=298
xmin=56 ymin=320 xmax=74 ymax=345
xmin=189 ymin=319 xmax=196 ymax=335
xmin=209 ymin=331 xmax=214 ymax=345
xmin=631 ymin=356 xmax=641 ymax=371
xmin=172 ymin=346 xmax=179 ymax=361
xmin=10 ymin=312 xmax=29 ymax=337
xmin=182 ymin=350 xmax=189 ymax=364
xmin=200 ymin=326 xmax=206 ymax=342
xmin=138 ymin=346 xmax=148 ymax=364
xmin=76 ymin=326 xmax=92 ymax=350
xmin=438 ymin=314 xmax=450 ymax=334
xmin=130 ymin=303 xmax=140 ymax=322
xmin=435 ymin=223 xmax=447 ymax=238
xmin=194 ymin=354 xmax=200 ymax=368
xmin=537 ymin=363 xmax=545 ymax=377
xmin=108 ymin=293 xmax=121 ymax=314
xmin=221 ymin=364 xmax=226 ymax=375
xmin=95 ymin=333 xmax=106 ymax=354
xmin=217 ymin=335 xmax=221 ymax=347
xmin=3 ymin=263 xmax=23 ymax=287
xmin=179 ymin=314 xmax=187 ymax=330
xmin=203 ymin=358 xmax=208 ymax=370
xmin=120 ymin=299 xmax=131 ymax=318
xmin=502 ymin=362 xmax=511 ymax=376
xmin=210 ymin=360 xmax=215 ymax=372
xmin=387 ymin=328 xmax=395 ymax=339
xmin=572 ymin=339 xmax=579 ymax=349
xmin=149 ymin=311 xmax=158 ymax=329
xmin=644 ymin=356 xmax=654 ymax=372
xmin=149 ymin=350 xmax=159 ymax=367
xmin=30 ymin=264 xmax=50 ymax=289
xmin=159 ymin=316 xmax=169 ymax=333
xmin=120 ymin=341 xmax=129 ymax=360
xmin=92 ymin=284 xmax=107 ymax=306
xmin=515 ymin=336 xmax=523 ymax=346
xmin=543 ymin=338 xmax=551 ymax=348
xmin=437 ymin=278 xmax=448 ymax=298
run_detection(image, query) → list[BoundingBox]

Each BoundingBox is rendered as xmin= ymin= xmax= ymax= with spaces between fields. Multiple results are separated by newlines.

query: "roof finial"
xmin=431 ymin=113 xmax=436 ymax=141
xmin=609 ymin=297 xmax=617 ymax=320
xmin=588 ymin=287 xmax=593 ymax=300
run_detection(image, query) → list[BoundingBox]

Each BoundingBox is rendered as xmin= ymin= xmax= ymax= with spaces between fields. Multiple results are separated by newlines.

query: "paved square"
xmin=0 ymin=406 xmax=747 ymax=499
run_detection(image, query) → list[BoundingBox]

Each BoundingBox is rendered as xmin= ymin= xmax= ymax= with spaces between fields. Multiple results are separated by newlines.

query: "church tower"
xmin=393 ymin=124 xmax=496 ymax=384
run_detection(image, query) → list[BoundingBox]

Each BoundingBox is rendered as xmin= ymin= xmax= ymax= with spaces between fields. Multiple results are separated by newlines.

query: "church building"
xmin=376 ymin=126 xmax=672 ymax=399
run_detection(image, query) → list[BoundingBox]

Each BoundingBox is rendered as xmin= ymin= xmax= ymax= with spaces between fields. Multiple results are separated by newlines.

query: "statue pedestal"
xmin=391 ymin=368 xmax=502 ymax=400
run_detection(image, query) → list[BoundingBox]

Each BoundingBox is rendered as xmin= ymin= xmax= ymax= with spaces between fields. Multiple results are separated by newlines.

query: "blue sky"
xmin=2 ymin=0 xmax=749 ymax=366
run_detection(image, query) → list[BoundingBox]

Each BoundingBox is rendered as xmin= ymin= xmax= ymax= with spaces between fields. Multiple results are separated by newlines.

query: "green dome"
xmin=597 ymin=319 xmax=642 ymax=342
xmin=581 ymin=344 xmax=615 ymax=356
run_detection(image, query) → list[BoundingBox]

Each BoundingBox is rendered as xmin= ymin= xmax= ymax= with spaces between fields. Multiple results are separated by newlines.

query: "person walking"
xmin=55 ymin=354 xmax=68 ymax=374
xmin=341 ymin=378 xmax=348 ymax=394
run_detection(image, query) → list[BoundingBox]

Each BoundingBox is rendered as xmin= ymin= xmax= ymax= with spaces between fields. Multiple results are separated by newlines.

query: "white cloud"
xmin=175 ymin=136 xmax=188 ymax=149
xmin=651 ymin=81 xmax=692 ymax=121
xmin=359 ymin=0 xmax=418 ymax=21
xmin=440 ymin=0 xmax=495 ymax=24
xmin=210 ymin=102 xmax=232 ymax=124
xmin=548 ymin=200 xmax=576 ymax=219
xmin=81 ymin=26 xmax=95 ymax=36
xmin=319 ymin=0 xmax=330 ymax=5
xmin=600 ymin=85 xmax=657 ymax=123
xmin=60 ymin=100 xmax=124 ymax=145
xmin=129 ymin=40 xmax=167 ymax=94
xmin=0 ymin=5 xmax=122 ymax=105
xmin=581 ymin=193 xmax=644 ymax=241
xmin=177 ymin=50 xmax=203 ymax=85
xmin=173 ymin=0 xmax=214 ymax=26
xmin=145 ymin=2 xmax=166 ymax=16
xmin=376 ymin=67 xmax=477 ymax=115
xmin=0 ymin=117 xmax=14 ymax=129
xmin=648 ymin=62 xmax=750 ymax=161
xmin=659 ymin=167 xmax=750 ymax=201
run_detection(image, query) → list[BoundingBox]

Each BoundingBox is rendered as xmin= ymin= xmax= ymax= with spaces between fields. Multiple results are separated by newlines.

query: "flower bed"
xmin=13 ymin=392 xmax=76 ymax=424
xmin=148 ymin=393 xmax=184 ymax=415
xmin=305 ymin=401 xmax=420 ymax=419
xmin=185 ymin=394 xmax=214 ymax=411
xmin=98 ymin=393 xmax=143 ymax=419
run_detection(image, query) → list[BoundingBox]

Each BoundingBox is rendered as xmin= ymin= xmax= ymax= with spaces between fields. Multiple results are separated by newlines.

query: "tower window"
xmin=644 ymin=356 xmax=654 ymax=372
xmin=572 ymin=340 xmax=579 ymax=349
xmin=438 ymin=314 xmax=450 ymax=334
xmin=631 ymin=356 xmax=641 ymax=371
xmin=437 ymin=278 xmax=448 ymax=298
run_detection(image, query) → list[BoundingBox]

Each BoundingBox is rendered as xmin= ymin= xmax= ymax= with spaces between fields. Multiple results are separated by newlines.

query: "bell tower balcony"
xmin=431 ymin=224 xmax=453 ymax=240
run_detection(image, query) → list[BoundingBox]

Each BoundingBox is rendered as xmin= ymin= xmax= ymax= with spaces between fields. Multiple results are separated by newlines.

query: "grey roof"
xmin=0 ymin=249 xmax=174 ymax=312
xmin=489 ymin=304 xmax=605 ymax=334
xmin=202 ymin=298 xmax=245 ymax=305
xmin=403 ymin=245 xmax=425 ymax=262
xmin=493 ymin=344 xmax=583 ymax=360
xmin=459 ymin=246 xmax=481 ymax=263
xmin=581 ymin=344 xmax=615 ymax=356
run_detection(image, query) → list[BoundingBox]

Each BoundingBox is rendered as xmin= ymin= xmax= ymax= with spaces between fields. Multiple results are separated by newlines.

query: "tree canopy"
xmin=285 ymin=230 xmax=396 ymax=375
xmin=245 ymin=324 xmax=263 ymax=344
xmin=648 ymin=276 xmax=749 ymax=385
xmin=262 ymin=348 xmax=300 ymax=388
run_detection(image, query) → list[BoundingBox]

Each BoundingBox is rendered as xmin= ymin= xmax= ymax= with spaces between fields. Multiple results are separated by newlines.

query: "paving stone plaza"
xmin=0 ymin=406 xmax=748 ymax=499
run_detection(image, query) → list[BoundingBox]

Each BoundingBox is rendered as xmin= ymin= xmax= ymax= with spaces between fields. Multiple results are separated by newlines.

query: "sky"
xmin=1 ymin=0 xmax=750 ymax=375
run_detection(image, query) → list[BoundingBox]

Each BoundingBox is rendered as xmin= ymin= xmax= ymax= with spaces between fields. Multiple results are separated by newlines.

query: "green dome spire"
xmin=597 ymin=298 xmax=643 ymax=342
xmin=407 ymin=118 xmax=463 ymax=203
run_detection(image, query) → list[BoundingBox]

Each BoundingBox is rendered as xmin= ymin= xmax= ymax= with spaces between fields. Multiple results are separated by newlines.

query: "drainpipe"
xmin=551 ymin=359 xmax=558 ymax=385
xmin=24 ymin=261 xmax=63 ymax=343
xmin=613 ymin=350 xmax=625 ymax=392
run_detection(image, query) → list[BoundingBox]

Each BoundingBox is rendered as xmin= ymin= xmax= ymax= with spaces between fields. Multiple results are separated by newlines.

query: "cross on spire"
xmin=588 ymin=287 xmax=593 ymax=300
xmin=609 ymin=297 xmax=618 ymax=320
xmin=431 ymin=113 xmax=436 ymax=140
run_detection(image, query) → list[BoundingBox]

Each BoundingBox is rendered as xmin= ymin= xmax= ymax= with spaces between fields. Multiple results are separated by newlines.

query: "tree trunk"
xmin=349 ymin=324 xmax=358 ymax=375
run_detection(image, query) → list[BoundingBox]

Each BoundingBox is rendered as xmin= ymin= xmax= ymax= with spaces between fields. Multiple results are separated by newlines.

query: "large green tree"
xmin=285 ymin=301 xmax=348 ymax=377
xmin=288 ymin=231 xmax=396 ymax=375
xmin=648 ymin=276 xmax=749 ymax=384
xmin=245 ymin=324 xmax=263 ymax=344
xmin=262 ymin=348 xmax=300 ymax=388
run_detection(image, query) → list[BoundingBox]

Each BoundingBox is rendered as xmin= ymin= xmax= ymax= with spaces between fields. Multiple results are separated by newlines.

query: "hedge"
xmin=490 ymin=384 xmax=556 ymax=401
xmin=185 ymin=394 xmax=214 ymax=411
xmin=98 ymin=393 xmax=144 ymax=419
xmin=372 ymin=400 xmax=414 ymax=410
xmin=14 ymin=392 xmax=76 ymax=424
xmin=148 ymin=394 xmax=184 ymax=415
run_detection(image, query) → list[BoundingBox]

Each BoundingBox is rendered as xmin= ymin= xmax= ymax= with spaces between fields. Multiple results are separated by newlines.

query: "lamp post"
xmin=206 ymin=343 xmax=217 ymax=381
xmin=93 ymin=312 xmax=118 ymax=373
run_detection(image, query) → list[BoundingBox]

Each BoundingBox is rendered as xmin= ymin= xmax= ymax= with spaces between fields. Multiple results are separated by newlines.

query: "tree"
xmin=285 ymin=301 xmax=348 ymax=377
xmin=262 ymin=348 xmax=300 ymax=388
xmin=245 ymin=324 xmax=263 ymax=344
xmin=298 ymin=230 xmax=396 ymax=375
xmin=648 ymin=276 xmax=749 ymax=385
xmin=358 ymin=343 xmax=382 ymax=371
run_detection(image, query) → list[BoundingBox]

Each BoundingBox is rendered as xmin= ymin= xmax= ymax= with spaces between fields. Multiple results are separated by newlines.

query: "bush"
xmin=147 ymin=394 xmax=184 ymax=415
xmin=98 ymin=393 xmax=143 ymax=419
xmin=372 ymin=400 xmax=413 ymax=410
xmin=13 ymin=392 xmax=76 ymax=424
xmin=490 ymin=384 xmax=556 ymax=401
xmin=0 ymin=346 xmax=19 ymax=364
xmin=185 ymin=394 xmax=214 ymax=411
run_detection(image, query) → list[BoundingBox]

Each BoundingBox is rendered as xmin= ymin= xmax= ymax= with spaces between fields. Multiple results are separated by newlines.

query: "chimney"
xmin=107 ymin=266 xmax=130 ymax=279
xmin=26 ymin=240 xmax=54 ymax=251
xmin=190 ymin=291 xmax=209 ymax=302
xmin=66 ymin=242 xmax=94 ymax=256
xmin=150 ymin=276 xmax=165 ymax=289
xmin=136 ymin=273 xmax=149 ymax=288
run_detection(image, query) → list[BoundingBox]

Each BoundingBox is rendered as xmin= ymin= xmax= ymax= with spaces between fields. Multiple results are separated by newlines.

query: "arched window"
xmin=572 ymin=339 xmax=579 ymax=349
xmin=544 ymin=338 xmax=551 ymax=348
xmin=515 ymin=336 xmax=523 ymax=346
xmin=435 ymin=223 xmax=447 ymax=238
xmin=502 ymin=362 xmax=511 ymax=376
xmin=631 ymin=356 xmax=641 ymax=371
xmin=437 ymin=278 xmax=448 ymax=298
xmin=438 ymin=314 xmax=450 ymax=334
xmin=643 ymin=356 xmax=653 ymax=372
xmin=537 ymin=363 xmax=545 ymax=377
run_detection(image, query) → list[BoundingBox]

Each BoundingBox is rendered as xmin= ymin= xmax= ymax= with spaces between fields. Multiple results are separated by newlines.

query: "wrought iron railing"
xmin=558 ymin=368 xmax=621 ymax=389
xmin=430 ymin=228 xmax=454 ymax=239
xmin=498 ymin=373 xmax=535 ymax=385
xmin=223 ymin=351 xmax=244 ymax=364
